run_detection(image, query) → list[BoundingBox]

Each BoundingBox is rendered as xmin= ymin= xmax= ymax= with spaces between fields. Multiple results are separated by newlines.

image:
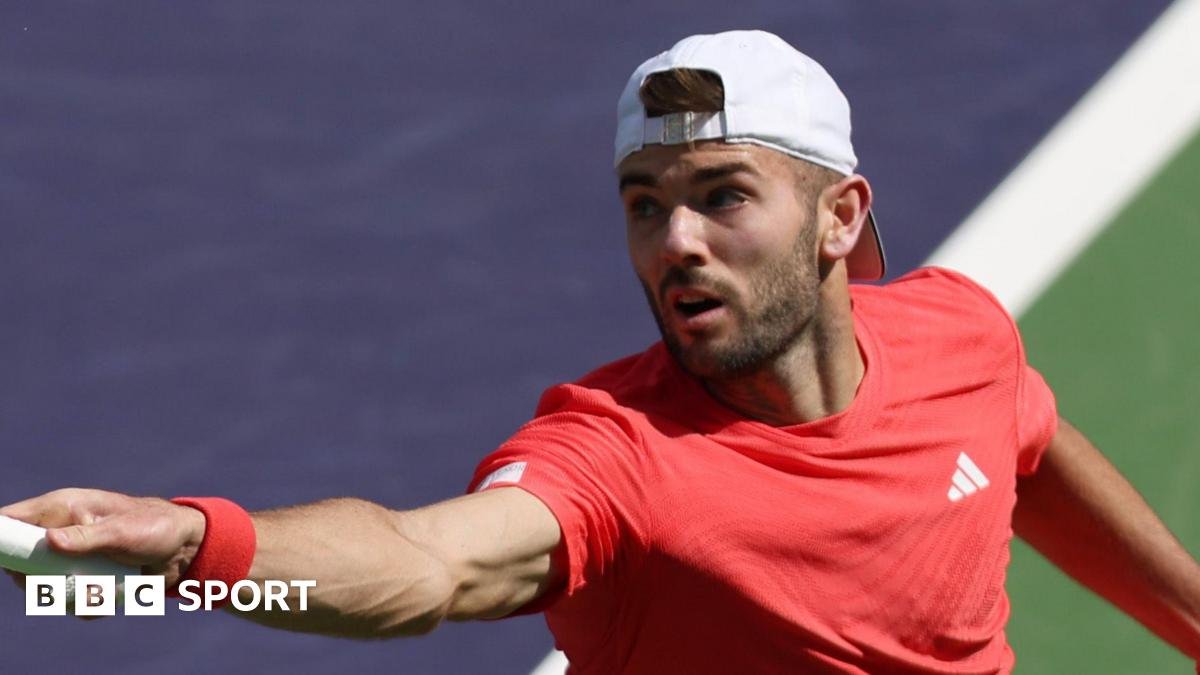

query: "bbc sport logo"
xmin=25 ymin=576 xmax=316 ymax=616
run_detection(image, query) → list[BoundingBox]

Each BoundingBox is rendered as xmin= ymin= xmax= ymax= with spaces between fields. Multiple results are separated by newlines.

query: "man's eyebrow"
xmin=690 ymin=162 xmax=759 ymax=184
xmin=618 ymin=172 xmax=657 ymax=193
xmin=618 ymin=162 xmax=760 ymax=193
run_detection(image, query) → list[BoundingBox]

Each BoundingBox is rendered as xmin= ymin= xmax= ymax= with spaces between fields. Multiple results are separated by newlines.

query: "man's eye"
xmin=629 ymin=197 xmax=661 ymax=219
xmin=706 ymin=188 xmax=745 ymax=209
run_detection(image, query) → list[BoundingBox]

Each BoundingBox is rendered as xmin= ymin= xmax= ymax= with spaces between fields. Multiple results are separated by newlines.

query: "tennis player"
xmin=5 ymin=30 xmax=1200 ymax=673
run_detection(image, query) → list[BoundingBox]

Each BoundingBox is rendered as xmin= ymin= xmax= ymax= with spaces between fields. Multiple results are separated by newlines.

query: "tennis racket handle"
xmin=0 ymin=515 xmax=139 ymax=578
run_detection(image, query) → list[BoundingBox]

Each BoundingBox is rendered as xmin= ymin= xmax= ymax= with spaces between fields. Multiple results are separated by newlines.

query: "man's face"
xmin=618 ymin=141 xmax=825 ymax=380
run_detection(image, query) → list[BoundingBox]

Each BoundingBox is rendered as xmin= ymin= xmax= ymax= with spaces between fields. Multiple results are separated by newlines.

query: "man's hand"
xmin=0 ymin=488 xmax=206 ymax=586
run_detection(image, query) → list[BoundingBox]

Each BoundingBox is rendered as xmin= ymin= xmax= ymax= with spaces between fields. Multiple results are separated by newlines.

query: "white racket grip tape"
xmin=0 ymin=515 xmax=139 ymax=579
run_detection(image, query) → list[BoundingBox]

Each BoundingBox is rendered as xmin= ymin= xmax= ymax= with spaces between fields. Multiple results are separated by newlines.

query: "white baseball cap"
xmin=615 ymin=30 xmax=886 ymax=280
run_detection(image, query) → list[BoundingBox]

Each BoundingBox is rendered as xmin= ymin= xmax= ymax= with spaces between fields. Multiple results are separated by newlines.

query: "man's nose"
xmin=661 ymin=206 xmax=708 ymax=267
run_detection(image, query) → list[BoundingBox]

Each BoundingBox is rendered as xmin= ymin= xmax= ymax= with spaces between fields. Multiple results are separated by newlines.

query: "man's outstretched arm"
xmin=1013 ymin=417 xmax=1200 ymax=659
xmin=0 ymin=486 xmax=562 ymax=637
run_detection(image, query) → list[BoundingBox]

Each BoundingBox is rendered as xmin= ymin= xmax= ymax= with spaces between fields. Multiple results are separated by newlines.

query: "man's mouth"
xmin=664 ymin=288 xmax=728 ymax=331
xmin=674 ymin=293 xmax=724 ymax=318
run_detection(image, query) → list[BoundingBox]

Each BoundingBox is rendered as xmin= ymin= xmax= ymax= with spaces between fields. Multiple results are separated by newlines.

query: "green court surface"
xmin=1008 ymin=125 xmax=1200 ymax=672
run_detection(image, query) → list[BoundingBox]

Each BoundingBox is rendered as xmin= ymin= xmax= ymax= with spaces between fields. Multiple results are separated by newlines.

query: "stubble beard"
xmin=644 ymin=222 xmax=820 ymax=382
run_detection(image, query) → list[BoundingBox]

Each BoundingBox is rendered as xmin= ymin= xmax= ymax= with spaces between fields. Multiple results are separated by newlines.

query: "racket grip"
xmin=0 ymin=515 xmax=139 ymax=578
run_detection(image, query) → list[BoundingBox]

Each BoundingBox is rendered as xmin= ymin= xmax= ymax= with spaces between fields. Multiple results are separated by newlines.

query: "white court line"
xmin=928 ymin=0 xmax=1200 ymax=316
xmin=529 ymin=1 xmax=1200 ymax=672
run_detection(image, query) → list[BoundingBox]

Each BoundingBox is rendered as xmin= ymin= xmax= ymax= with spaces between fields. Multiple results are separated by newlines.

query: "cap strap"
xmin=643 ymin=111 xmax=726 ymax=146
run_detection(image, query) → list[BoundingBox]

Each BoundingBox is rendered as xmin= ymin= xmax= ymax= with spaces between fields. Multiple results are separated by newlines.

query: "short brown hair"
xmin=639 ymin=69 xmax=724 ymax=117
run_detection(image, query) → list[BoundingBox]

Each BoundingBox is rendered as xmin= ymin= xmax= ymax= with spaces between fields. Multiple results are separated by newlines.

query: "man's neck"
xmin=701 ymin=280 xmax=864 ymax=427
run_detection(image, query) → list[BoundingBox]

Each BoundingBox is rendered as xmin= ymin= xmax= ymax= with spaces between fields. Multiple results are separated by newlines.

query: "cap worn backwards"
xmin=614 ymin=30 xmax=886 ymax=280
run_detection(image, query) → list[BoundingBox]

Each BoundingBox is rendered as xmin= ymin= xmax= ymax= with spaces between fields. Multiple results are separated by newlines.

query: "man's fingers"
xmin=44 ymin=510 xmax=175 ymax=569
xmin=45 ymin=520 xmax=128 ymax=557
xmin=0 ymin=495 xmax=69 ymax=527
xmin=1 ymin=489 xmax=131 ymax=529
xmin=6 ymin=491 xmax=187 ymax=570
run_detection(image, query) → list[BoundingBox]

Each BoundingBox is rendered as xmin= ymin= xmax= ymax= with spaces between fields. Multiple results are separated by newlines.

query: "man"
xmin=4 ymin=30 xmax=1199 ymax=673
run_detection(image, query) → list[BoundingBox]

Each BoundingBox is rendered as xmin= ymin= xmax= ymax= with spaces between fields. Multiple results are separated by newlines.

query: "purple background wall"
xmin=0 ymin=2 xmax=1172 ymax=673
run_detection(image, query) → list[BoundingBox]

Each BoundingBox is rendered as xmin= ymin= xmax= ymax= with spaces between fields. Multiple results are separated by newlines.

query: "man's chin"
xmin=666 ymin=340 xmax=737 ymax=380
xmin=667 ymin=330 xmax=783 ymax=382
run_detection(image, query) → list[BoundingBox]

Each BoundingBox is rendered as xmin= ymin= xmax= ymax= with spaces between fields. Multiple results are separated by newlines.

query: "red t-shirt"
xmin=468 ymin=267 xmax=1058 ymax=674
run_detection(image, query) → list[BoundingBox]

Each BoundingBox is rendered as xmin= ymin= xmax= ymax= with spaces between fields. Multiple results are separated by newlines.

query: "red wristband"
xmin=166 ymin=497 xmax=256 ymax=608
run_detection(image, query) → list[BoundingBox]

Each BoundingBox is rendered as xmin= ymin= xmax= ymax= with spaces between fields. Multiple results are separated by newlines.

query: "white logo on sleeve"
xmin=475 ymin=462 xmax=528 ymax=492
xmin=947 ymin=452 xmax=990 ymax=502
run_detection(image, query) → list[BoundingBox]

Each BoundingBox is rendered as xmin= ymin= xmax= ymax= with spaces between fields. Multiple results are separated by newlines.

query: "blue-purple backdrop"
xmin=0 ymin=2 xmax=1173 ymax=673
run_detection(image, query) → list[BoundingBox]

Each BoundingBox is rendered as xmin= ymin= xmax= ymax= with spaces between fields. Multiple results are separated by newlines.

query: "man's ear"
xmin=818 ymin=174 xmax=872 ymax=262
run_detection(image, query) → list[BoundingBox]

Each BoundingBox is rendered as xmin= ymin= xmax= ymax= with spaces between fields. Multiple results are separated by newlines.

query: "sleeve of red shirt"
xmin=466 ymin=384 xmax=651 ymax=612
xmin=1015 ymin=362 xmax=1057 ymax=475
xmin=927 ymin=267 xmax=1059 ymax=475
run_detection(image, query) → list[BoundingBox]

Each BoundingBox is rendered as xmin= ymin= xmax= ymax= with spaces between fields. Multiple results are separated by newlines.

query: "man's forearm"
xmin=2 ymin=486 xmax=559 ymax=635
xmin=228 ymin=498 xmax=455 ymax=638
xmin=1013 ymin=418 xmax=1200 ymax=658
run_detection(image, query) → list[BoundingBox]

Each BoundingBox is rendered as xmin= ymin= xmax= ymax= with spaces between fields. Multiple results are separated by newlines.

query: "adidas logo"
xmin=947 ymin=452 xmax=990 ymax=502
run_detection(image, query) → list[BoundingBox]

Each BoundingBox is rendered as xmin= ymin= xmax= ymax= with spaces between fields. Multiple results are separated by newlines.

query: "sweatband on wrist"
xmin=166 ymin=497 xmax=256 ymax=608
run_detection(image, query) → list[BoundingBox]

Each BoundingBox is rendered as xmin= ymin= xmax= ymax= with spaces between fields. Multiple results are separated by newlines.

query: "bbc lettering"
xmin=25 ymin=575 xmax=163 ymax=616
xmin=26 ymin=576 xmax=316 ymax=616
